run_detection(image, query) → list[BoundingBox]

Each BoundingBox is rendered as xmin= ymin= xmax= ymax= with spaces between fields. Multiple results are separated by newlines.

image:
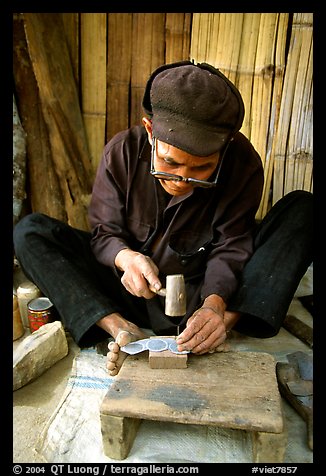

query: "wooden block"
xmin=148 ymin=336 xmax=188 ymax=369
xmin=149 ymin=349 xmax=188 ymax=369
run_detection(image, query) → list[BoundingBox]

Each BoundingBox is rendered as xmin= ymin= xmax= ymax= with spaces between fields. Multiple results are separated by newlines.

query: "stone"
xmin=13 ymin=321 xmax=68 ymax=391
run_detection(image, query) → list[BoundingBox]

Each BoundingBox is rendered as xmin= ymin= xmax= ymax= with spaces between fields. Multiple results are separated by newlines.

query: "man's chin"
xmin=160 ymin=180 xmax=192 ymax=196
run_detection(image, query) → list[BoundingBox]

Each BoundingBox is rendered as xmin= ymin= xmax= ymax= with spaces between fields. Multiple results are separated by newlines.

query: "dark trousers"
xmin=13 ymin=190 xmax=313 ymax=347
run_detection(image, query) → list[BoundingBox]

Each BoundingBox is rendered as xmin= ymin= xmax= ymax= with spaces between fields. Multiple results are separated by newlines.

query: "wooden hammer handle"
xmin=149 ymin=286 xmax=166 ymax=297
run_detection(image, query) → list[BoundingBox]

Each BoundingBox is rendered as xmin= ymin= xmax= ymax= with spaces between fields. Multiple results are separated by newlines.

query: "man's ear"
xmin=142 ymin=117 xmax=153 ymax=144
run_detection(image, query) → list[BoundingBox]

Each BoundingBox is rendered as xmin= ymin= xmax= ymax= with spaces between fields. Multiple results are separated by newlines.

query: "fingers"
xmin=119 ymin=252 xmax=162 ymax=298
xmin=176 ymin=307 xmax=227 ymax=354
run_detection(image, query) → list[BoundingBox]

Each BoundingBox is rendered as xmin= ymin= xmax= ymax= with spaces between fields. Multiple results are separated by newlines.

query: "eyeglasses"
xmin=150 ymin=136 xmax=229 ymax=188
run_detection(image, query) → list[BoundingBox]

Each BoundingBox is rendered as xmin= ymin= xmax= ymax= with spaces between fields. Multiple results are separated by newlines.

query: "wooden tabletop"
xmin=101 ymin=351 xmax=284 ymax=434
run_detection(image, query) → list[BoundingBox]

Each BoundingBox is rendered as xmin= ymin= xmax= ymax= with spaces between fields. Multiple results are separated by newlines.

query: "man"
xmin=13 ymin=61 xmax=313 ymax=376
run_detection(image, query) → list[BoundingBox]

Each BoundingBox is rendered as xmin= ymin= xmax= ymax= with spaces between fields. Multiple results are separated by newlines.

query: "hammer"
xmin=150 ymin=274 xmax=186 ymax=334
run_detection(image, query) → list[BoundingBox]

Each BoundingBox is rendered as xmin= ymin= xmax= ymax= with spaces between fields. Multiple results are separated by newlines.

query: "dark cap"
xmin=142 ymin=61 xmax=245 ymax=156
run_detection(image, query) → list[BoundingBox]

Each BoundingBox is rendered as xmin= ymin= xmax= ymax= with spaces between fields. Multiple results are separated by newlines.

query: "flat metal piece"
xmin=121 ymin=337 xmax=189 ymax=355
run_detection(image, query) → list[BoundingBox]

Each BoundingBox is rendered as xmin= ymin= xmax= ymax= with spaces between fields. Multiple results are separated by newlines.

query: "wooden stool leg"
xmin=252 ymin=428 xmax=288 ymax=463
xmin=100 ymin=413 xmax=141 ymax=460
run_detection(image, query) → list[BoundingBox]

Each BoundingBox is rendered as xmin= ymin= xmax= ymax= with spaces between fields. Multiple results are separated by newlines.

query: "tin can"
xmin=28 ymin=297 xmax=54 ymax=333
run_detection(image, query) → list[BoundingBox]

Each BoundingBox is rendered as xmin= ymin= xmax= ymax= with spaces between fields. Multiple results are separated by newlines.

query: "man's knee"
xmin=282 ymin=190 xmax=313 ymax=213
xmin=13 ymin=213 xmax=48 ymax=255
xmin=269 ymin=190 xmax=313 ymax=228
xmin=285 ymin=190 xmax=313 ymax=227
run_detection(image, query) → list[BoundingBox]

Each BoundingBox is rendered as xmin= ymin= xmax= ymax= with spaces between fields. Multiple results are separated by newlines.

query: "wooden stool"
xmin=100 ymin=351 xmax=287 ymax=462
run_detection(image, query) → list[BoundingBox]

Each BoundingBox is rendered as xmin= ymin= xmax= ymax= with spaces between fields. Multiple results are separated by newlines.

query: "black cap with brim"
xmin=142 ymin=61 xmax=245 ymax=157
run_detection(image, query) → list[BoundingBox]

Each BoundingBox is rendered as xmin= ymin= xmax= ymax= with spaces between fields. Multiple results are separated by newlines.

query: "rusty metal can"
xmin=28 ymin=297 xmax=54 ymax=333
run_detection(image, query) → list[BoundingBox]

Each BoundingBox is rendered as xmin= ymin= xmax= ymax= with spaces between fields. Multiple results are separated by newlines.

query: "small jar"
xmin=13 ymin=294 xmax=25 ymax=340
xmin=17 ymin=281 xmax=42 ymax=328
xmin=28 ymin=297 xmax=55 ymax=333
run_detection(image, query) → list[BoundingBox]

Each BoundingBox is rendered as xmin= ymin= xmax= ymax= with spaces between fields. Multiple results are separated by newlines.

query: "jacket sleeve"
xmin=88 ymin=135 xmax=132 ymax=269
xmin=200 ymin=136 xmax=264 ymax=303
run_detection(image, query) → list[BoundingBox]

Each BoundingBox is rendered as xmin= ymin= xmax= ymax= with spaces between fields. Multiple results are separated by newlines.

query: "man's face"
xmin=154 ymin=139 xmax=220 ymax=196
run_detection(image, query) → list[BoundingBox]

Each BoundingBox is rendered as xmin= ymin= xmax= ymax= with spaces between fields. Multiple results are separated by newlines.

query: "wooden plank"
xmin=106 ymin=13 xmax=132 ymax=140
xmin=283 ymin=314 xmax=313 ymax=348
xmin=101 ymin=351 xmax=283 ymax=433
xmin=61 ymin=13 xmax=79 ymax=88
xmin=131 ymin=13 xmax=165 ymax=127
xmin=13 ymin=14 xmax=66 ymax=222
xmin=80 ymin=13 xmax=107 ymax=171
xmin=23 ymin=13 xmax=93 ymax=231
xmin=165 ymin=13 xmax=191 ymax=63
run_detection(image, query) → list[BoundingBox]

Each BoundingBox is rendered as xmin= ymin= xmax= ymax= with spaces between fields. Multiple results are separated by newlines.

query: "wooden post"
xmin=100 ymin=413 xmax=141 ymax=460
xmin=252 ymin=428 xmax=288 ymax=463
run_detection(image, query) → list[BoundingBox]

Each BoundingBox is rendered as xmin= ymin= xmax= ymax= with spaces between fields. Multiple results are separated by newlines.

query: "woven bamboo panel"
xmin=272 ymin=13 xmax=313 ymax=205
xmin=190 ymin=13 xmax=295 ymax=219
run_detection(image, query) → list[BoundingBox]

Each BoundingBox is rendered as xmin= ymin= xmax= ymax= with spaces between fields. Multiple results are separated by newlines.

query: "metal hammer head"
xmin=155 ymin=274 xmax=186 ymax=317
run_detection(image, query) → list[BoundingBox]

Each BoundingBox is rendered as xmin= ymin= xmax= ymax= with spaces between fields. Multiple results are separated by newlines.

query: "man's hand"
xmin=115 ymin=249 xmax=162 ymax=299
xmin=176 ymin=294 xmax=227 ymax=354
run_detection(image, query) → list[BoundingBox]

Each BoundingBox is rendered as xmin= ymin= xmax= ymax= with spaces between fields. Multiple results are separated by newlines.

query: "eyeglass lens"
xmin=150 ymin=137 xmax=226 ymax=188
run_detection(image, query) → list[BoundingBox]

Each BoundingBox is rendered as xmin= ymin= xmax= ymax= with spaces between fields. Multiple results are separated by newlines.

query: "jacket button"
xmin=181 ymin=259 xmax=187 ymax=265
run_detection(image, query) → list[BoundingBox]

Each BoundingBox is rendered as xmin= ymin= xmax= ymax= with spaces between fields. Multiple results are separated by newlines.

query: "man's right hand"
xmin=114 ymin=249 xmax=162 ymax=299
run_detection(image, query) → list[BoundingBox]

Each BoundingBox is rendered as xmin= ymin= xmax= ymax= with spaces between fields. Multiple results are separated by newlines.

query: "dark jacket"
xmin=88 ymin=125 xmax=264 ymax=322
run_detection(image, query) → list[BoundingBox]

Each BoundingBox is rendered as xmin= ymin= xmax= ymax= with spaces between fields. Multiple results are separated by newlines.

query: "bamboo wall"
xmin=13 ymin=13 xmax=313 ymax=229
xmin=190 ymin=13 xmax=313 ymax=218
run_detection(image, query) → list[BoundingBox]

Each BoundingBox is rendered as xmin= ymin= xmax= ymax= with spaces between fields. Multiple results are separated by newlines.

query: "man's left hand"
xmin=175 ymin=306 xmax=227 ymax=354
